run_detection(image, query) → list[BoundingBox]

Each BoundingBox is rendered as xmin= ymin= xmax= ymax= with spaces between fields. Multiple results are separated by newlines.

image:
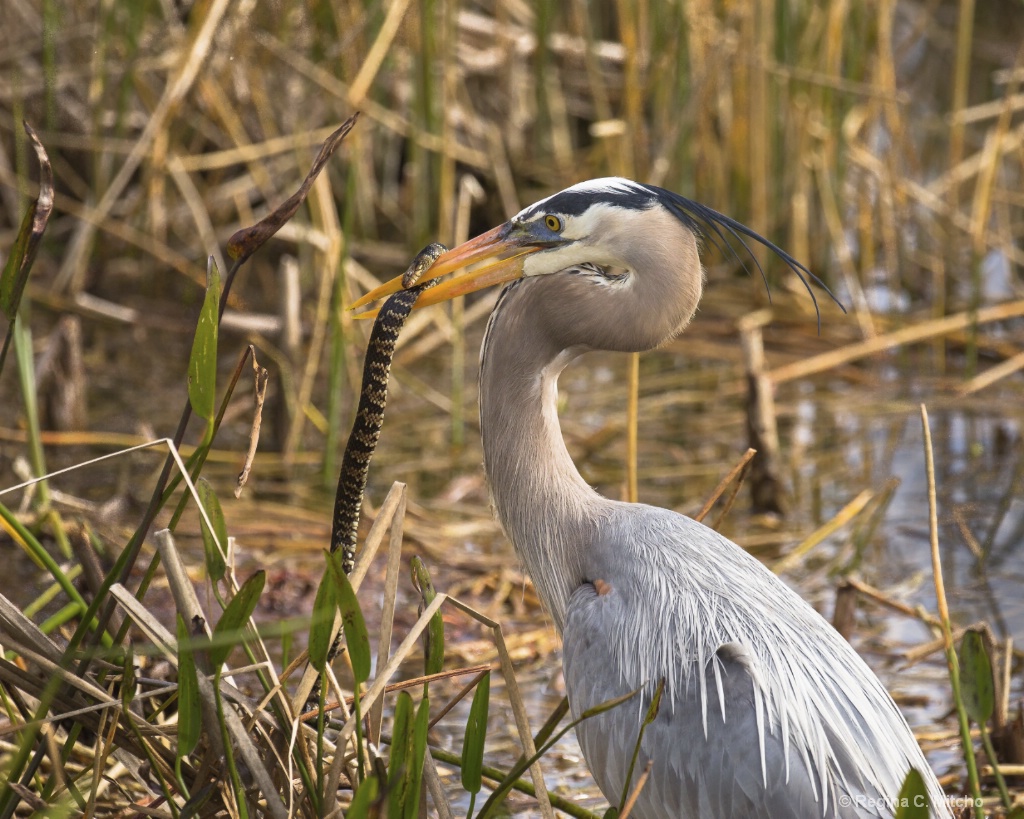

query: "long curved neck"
xmin=479 ymin=284 xmax=606 ymax=632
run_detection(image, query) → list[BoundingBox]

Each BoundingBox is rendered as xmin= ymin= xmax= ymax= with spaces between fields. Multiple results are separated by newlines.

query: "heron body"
xmin=357 ymin=178 xmax=951 ymax=818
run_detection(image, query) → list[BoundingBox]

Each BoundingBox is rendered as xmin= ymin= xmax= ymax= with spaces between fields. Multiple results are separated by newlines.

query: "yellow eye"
xmin=544 ymin=214 xmax=562 ymax=232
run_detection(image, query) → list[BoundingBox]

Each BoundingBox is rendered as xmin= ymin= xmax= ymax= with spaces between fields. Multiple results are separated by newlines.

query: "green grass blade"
xmin=387 ymin=690 xmax=413 ymax=819
xmin=209 ymin=570 xmax=264 ymax=669
xmin=411 ymin=556 xmax=445 ymax=677
xmin=0 ymin=502 xmax=80 ymax=604
xmin=579 ymin=689 xmax=641 ymax=720
xmin=346 ymin=775 xmax=380 ymax=819
xmin=308 ymin=550 xmax=340 ymax=673
xmin=405 ymin=696 xmax=430 ymax=819
xmin=187 ymin=257 xmax=221 ymax=426
xmin=383 ymin=694 xmax=431 ymax=819
xmin=0 ymin=197 xmax=34 ymax=320
xmin=196 ymin=478 xmax=227 ymax=583
xmin=12 ymin=307 xmax=50 ymax=510
xmin=326 ymin=549 xmax=371 ymax=684
xmin=0 ymin=131 xmax=50 ymax=318
xmin=461 ymin=671 xmax=490 ymax=796
xmin=176 ymin=616 xmax=201 ymax=758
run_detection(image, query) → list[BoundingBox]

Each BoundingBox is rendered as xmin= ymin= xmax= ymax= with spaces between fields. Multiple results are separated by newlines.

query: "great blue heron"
xmin=357 ymin=178 xmax=950 ymax=818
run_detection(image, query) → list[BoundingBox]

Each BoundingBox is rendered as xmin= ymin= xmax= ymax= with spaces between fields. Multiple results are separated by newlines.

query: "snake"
xmin=330 ymin=242 xmax=448 ymax=574
xmin=304 ymin=244 xmax=448 ymax=711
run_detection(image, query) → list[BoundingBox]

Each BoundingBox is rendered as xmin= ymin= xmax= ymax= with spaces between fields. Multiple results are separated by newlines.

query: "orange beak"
xmin=349 ymin=224 xmax=543 ymax=316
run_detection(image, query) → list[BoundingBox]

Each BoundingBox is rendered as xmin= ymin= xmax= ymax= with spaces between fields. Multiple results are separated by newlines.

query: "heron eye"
xmin=544 ymin=214 xmax=563 ymax=232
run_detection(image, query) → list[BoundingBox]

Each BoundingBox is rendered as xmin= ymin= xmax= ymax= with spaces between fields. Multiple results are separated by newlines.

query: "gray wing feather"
xmin=565 ymin=585 xmax=876 ymax=818
xmin=561 ymin=507 xmax=951 ymax=819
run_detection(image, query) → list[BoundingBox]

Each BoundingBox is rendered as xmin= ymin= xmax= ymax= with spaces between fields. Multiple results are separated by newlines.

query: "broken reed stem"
xmin=922 ymin=405 xmax=948 ymax=626
xmin=444 ymin=596 xmax=555 ymax=819
xmin=774 ymin=488 xmax=874 ymax=574
xmin=921 ymin=404 xmax=982 ymax=807
xmin=299 ymin=667 xmax=491 ymax=724
xmin=709 ymin=470 xmax=752 ymax=532
xmin=367 ymin=485 xmax=408 ymax=748
xmin=695 ymin=447 xmax=757 ymax=524
xmin=619 ymin=759 xmax=654 ymax=819
xmin=235 ymin=346 xmax=268 ymax=497
xmin=843 ymin=577 xmax=942 ymax=630
xmin=770 ymin=298 xmax=1024 ymax=384
xmin=427 ymin=668 xmax=492 ymax=730
xmin=957 ymin=349 xmax=1024 ymax=396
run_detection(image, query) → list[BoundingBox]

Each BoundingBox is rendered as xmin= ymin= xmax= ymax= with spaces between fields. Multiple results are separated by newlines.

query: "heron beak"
xmin=350 ymin=223 xmax=541 ymax=315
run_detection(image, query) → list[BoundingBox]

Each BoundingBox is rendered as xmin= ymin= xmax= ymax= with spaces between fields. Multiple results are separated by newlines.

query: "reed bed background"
xmin=1 ymin=0 xmax=1023 ymax=815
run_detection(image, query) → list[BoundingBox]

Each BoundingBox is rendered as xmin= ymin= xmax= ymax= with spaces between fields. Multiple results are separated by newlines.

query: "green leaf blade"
xmin=404 ymin=696 xmax=430 ymax=819
xmin=1 ymin=123 xmax=53 ymax=375
xmin=346 ymin=775 xmax=380 ymax=819
xmin=894 ymin=767 xmax=930 ymax=819
xmin=580 ymin=687 xmax=640 ymax=720
xmin=187 ymin=257 xmax=221 ymax=424
xmin=326 ymin=550 xmax=371 ymax=684
xmin=960 ymin=629 xmax=994 ymax=724
xmin=197 ymin=478 xmax=227 ymax=582
xmin=387 ymin=690 xmax=413 ymax=819
xmin=461 ymin=672 xmax=490 ymax=795
xmin=209 ymin=569 xmax=264 ymax=669
xmin=412 ymin=556 xmax=445 ymax=678
xmin=308 ymin=552 xmax=339 ymax=673
xmin=176 ymin=615 xmax=201 ymax=758
xmin=385 ymin=693 xmax=429 ymax=819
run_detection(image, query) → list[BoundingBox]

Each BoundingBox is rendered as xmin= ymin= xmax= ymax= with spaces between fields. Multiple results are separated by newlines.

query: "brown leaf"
xmin=226 ymin=113 xmax=360 ymax=263
xmin=1 ymin=122 xmax=54 ymax=322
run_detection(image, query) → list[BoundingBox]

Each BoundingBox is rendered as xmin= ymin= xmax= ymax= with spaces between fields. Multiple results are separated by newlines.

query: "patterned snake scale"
xmin=302 ymin=244 xmax=447 ymax=710
xmin=331 ymin=242 xmax=448 ymax=574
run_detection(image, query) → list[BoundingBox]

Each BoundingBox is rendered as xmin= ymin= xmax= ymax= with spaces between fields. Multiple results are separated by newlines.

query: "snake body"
xmin=305 ymin=245 xmax=447 ymax=710
xmin=331 ymin=243 xmax=448 ymax=574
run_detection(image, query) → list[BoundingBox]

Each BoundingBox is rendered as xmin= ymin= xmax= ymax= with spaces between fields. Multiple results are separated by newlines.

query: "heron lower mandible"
xmin=357 ymin=178 xmax=950 ymax=818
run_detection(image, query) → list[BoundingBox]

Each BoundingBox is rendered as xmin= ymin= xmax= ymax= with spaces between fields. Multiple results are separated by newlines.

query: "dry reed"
xmin=1 ymin=0 xmax=1023 ymax=815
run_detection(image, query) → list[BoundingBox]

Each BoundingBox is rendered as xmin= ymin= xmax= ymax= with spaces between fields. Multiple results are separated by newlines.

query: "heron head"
xmin=350 ymin=179 xmax=693 ymax=312
xmin=351 ymin=177 xmax=840 ymax=326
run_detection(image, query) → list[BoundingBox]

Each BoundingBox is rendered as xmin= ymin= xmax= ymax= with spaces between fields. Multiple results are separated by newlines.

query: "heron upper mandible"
xmin=357 ymin=178 xmax=950 ymax=818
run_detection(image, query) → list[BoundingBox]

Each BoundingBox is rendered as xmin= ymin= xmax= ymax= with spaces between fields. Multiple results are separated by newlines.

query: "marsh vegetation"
xmin=1 ymin=0 xmax=1023 ymax=815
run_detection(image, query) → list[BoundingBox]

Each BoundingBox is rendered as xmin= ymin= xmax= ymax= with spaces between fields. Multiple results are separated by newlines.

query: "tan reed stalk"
xmin=944 ymin=0 xmax=976 ymax=373
xmin=921 ymin=404 xmax=983 ymax=807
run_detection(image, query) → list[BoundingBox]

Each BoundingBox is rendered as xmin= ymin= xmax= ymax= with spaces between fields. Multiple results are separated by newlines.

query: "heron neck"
xmin=479 ymin=290 xmax=605 ymax=632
